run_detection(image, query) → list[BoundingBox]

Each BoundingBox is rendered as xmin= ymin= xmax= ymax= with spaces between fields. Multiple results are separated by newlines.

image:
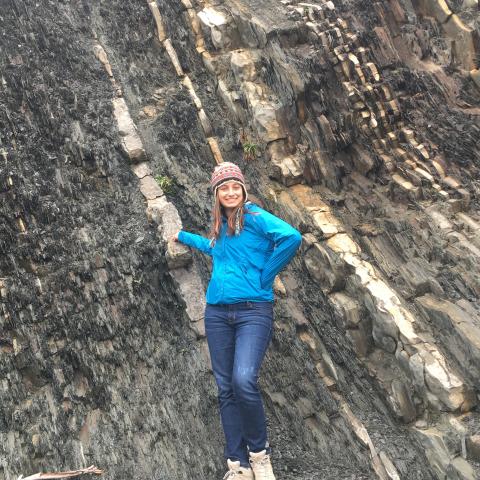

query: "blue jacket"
xmin=178 ymin=202 xmax=302 ymax=304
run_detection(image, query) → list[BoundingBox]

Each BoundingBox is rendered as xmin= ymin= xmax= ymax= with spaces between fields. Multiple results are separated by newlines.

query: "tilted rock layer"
xmin=0 ymin=0 xmax=479 ymax=479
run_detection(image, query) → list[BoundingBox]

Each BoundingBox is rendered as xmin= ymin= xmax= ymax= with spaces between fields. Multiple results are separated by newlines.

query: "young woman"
xmin=173 ymin=162 xmax=302 ymax=479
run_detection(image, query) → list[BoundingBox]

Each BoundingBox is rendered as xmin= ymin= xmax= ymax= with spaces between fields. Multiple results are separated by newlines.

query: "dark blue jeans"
xmin=205 ymin=301 xmax=274 ymax=468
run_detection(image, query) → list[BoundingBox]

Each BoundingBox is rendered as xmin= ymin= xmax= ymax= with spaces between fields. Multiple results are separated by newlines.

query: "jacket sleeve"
xmin=252 ymin=208 xmax=302 ymax=290
xmin=177 ymin=230 xmax=213 ymax=256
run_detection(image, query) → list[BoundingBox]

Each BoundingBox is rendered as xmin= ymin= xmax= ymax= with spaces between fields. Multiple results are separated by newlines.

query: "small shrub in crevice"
xmin=240 ymin=129 xmax=260 ymax=161
xmin=154 ymin=174 xmax=174 ymax=194
xmin=243 ymin=141 xmax=259 ymax=161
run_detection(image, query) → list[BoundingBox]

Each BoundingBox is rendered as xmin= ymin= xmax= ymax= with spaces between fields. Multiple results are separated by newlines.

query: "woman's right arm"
xmin=175 ymin=230 xmax=213 ymax=256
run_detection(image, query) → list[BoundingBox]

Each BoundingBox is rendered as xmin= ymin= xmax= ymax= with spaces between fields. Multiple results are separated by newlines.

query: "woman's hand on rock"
xmin=171 ymin=232 xmax=180 ymax=242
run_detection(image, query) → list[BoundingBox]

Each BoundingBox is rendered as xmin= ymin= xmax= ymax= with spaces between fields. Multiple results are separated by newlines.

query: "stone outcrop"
xmin=1 ymin=0 xmax=479 ymax=479
xmin=98 ymin=39 xmax=205 ymax=337
xmin=415 ymin=0 xmax=479 ymax=70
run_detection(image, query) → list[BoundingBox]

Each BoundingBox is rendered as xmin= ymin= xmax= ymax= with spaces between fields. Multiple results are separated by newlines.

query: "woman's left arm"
xmin=253 ymin=208 xmax=302 ymax=290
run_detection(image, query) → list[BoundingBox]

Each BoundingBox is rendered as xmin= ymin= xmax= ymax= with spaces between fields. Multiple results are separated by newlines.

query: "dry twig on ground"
xmin=17 ymin=465 xmax=103 ymax=480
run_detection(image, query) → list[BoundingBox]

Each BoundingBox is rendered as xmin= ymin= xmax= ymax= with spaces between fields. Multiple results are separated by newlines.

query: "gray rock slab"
xmin=415 ymin=294 xmax=480 ymax=382
xmin=140 ymin=175 xmax=164 ymax=200
xmin=170 ymin=264 xmax=206 ymax=323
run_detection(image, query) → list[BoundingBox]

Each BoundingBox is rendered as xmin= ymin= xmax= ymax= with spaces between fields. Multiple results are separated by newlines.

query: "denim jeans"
xmin=205 ymin=301 xmax=274 ymax=468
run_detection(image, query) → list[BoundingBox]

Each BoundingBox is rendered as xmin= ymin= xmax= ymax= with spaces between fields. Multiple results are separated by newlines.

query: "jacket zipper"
xmin=221 ymin=222 xmax=226 ymax=303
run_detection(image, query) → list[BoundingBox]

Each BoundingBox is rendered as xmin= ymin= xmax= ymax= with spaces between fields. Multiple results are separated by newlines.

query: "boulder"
xmin=351 ymin=144 xmax=375 ymax=175
xmin=170 ymin=264 xmax=206 ymax=324
xmin=363 ymin=288 xmax=400 ymax=347
xmin=316 ymin=115 xmax=337 ymax=152
xmin=166 ymin=240 xmax=192 ymax=270
xmin=303 ymin=242 xmax=349 ymax=293
xmin=409 ymin=353 xmax=426 ymax=390
xmin=443 ymin=14 xmax=477 ymax=70
xmin=346 ymin=327 xmax=372 ymax=357
xmin=326 ymin=233 xmax=360 ymax=255
xmin=122 ymin=135 xmax=146 ymax=162
xmin=422 ymin=349 xmax=467 ymax=411
xmin=415 ymin=294 xmax=480 ymax=381
xmin=415 ymin=428 xmax=451 ymax=479
xmin=151 ymin=198 xmax=181 ymax=239
xmin=391 ymin=379 xmax=416 ymax=422
xmin=421 ymin=0 xmax=452 ymax=23
xmin=230 ymin=49 xmax=260 ymax=82
xmin=398 ymin=258 xmax=444 ymax=297
xmin=311 ymin=210 xmax=344 ymax=238
xmin=112 ymin=97 xmax=146 ymax=162
xmin=148 ymin=198 xmax=192 ymax=269
xmin=270 ymin=153 xmax=305 ymax=186
xmin=268 ymin=139 xmax=305 ymax=186
xmin=217 ymin=79 xmax=246 ymax=123
xmin=197 ymin=6 xmax=239 ymax=50
xmin=140 ymin=176 xmax=164 ymax=200
xmin=329 ymin=292 xmax=361 ymax=329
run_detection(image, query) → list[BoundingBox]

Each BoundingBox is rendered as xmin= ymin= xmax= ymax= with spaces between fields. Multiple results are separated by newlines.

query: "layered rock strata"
xmin=1 ymin=0 xmax=479 ymax=479
xmin=170 ymin=0 xmax=480 ymax=476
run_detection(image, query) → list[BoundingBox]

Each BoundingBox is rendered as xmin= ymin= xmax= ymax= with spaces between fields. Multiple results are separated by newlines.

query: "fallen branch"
xmin=17 ymin=465 xmax=103 ymax=480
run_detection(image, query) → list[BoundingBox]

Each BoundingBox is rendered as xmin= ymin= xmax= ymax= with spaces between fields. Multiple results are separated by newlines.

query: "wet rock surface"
xmin=1 ymin=0 xmax=479 ymax=479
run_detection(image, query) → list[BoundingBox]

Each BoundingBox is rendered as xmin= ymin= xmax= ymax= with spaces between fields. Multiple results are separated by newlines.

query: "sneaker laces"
xmin=250 ymin=453 xmax=272 ymax=478
xmin=258 ymin=455 xmax=270 ymax=466
xmin=250 ymin=453 xmax=270 ymax=466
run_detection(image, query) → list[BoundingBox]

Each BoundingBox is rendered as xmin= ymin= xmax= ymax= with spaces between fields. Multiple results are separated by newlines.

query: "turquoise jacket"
xmin=178 ymin=202 xmax=302 ymax=304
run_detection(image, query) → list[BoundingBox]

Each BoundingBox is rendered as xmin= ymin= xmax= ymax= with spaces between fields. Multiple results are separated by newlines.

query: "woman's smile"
xmin=218 ymin=182 xmax=244 ymax=212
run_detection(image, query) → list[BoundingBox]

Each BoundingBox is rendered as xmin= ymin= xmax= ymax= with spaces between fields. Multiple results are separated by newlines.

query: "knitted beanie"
xmin=210 ymin=162 xmax=248 ymax=201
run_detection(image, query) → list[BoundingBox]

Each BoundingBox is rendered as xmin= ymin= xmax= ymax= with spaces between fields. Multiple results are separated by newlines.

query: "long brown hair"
xmin=209 ymin=193 xmax=247 ymax=243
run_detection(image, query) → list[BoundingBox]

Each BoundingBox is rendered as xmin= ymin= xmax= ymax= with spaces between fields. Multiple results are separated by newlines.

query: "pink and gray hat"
xmin=210 ymin=162 xmax=248 ymax=201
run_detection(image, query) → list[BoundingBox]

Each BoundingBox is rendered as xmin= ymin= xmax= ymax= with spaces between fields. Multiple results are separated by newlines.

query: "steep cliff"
xmin=1 ymin=0 xmax=479 ymax=479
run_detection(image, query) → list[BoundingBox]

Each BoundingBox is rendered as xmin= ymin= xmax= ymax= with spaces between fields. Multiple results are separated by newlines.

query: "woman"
xmin=173 ymin=162 xmax=302 ymax=479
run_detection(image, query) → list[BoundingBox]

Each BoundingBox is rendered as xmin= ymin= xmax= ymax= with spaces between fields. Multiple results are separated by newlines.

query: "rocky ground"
xmin=1 ymin=0 xmax=479 ymax=479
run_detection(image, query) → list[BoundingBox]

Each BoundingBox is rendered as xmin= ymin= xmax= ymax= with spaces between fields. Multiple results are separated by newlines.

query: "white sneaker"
xmin=249 ymin=450 xmax=276 ymax=480
xmin=223 ymin=459 xmax=254 ymax=479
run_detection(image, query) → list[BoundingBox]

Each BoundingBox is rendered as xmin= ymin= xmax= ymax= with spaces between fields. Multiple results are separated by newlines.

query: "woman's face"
xmin=217 ymin=181 xmax=244 ymax=210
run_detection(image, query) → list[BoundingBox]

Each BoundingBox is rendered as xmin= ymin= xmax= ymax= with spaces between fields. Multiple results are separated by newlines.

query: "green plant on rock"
xmin=154 ymin=174 xmax=174 ymax=194
xmin=240 ymin=129 xmax=260 ymax=161
xmin=243 ymin=141 xmax=258 ymax=161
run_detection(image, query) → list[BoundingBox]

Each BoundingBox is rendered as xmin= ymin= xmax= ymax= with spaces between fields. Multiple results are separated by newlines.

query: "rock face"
xmin=1 ymin=0 xmax=479 ymax=479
